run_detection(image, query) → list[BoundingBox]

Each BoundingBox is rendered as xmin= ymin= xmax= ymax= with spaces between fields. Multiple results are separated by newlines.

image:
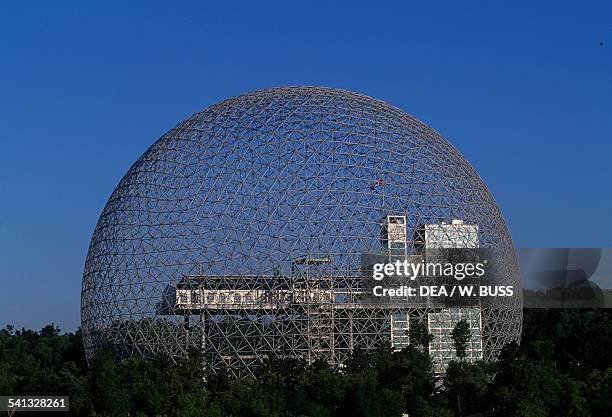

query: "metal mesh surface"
xmin=81 ymin=87 xmax=521 ymax=376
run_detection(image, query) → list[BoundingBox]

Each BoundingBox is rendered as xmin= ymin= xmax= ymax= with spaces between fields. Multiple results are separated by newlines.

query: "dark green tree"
xmin=451 ymin=319 xmax=471 ymax=360
xmin=490 ymin=345 xmax=589 ymax=417
xmin=444 ymin=361 xmax=492 ymax=417
xmin=585 ymin=368 xmax=612 ymax=416
xmin=408 ymin=320 xmax=434 ymax=352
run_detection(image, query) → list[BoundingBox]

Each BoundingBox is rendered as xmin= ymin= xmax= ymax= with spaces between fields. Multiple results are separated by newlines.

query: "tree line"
xmin=0 ymin=309 xmax=610 ymax=416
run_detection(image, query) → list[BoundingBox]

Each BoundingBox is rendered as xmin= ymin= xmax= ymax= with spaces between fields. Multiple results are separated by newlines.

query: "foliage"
xmin=407 ymin=320 xmax=434 ymax=352
xmin=0 ymin=309 xmax=610 ymax=416
xmin=451 ymin=319 xmax=471 ymax=360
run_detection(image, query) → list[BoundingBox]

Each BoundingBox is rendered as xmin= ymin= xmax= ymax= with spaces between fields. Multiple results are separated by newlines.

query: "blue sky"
xmin=0 ymin=1 xmax=610 ymax=331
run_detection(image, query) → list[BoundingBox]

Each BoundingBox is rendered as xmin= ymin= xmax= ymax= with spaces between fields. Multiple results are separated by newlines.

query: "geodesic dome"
xmin=81 ymin=86 xmax=521 ymax=376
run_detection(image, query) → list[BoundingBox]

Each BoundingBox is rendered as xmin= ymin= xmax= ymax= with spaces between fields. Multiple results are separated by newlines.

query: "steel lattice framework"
xmin=81 ymin=86 xmax=521 ymax=377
